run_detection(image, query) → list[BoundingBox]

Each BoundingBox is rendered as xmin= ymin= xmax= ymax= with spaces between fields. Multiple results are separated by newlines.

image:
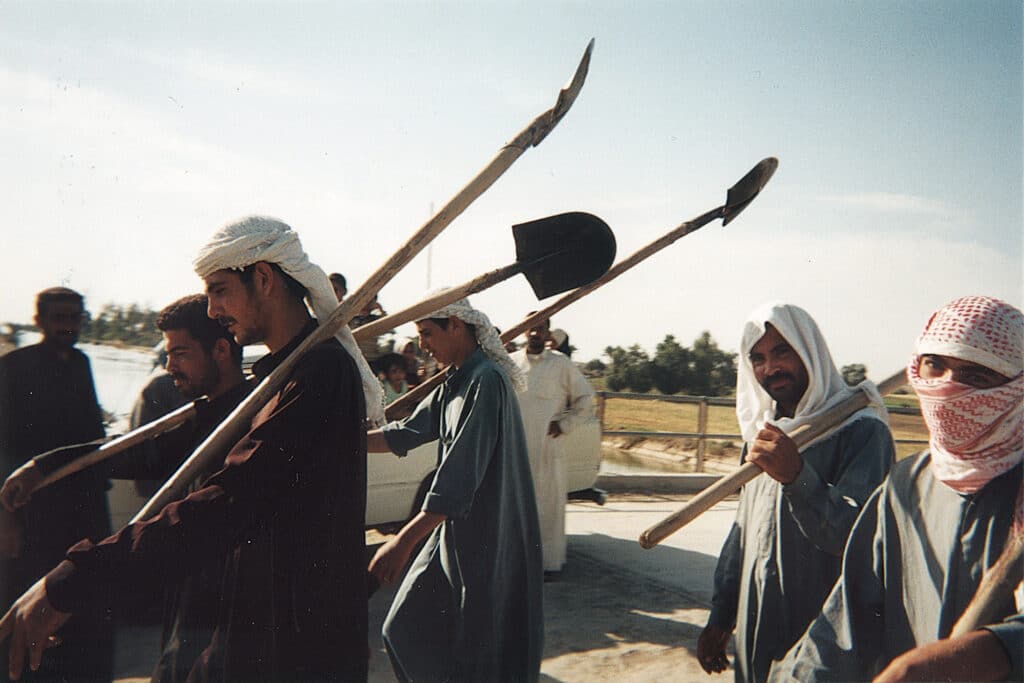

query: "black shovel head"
xmin=722 ymin=157 xmax=779 ymax=225
xmin=512 ymin=211 xmax=616 ymax=299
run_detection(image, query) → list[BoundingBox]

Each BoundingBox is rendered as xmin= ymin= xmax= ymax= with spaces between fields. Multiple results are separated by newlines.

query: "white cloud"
xmin=816 ymin=192 xmax=951 ymax=216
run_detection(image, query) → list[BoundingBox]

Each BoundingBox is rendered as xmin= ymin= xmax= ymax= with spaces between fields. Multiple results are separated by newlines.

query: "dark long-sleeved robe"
xmin=708 ymin=416 xmax=895 ymax=682
xmin=43 ymin=322 xmax=369 ymax=682
xmin=769 ymin=453 xmax=1023 ymax=682
xmin=0 ymin=341 xmax=113 ymax=681
xmin=32 ymin=379 xmax=252 ymax=683
xmin=382 ymin=348 xmax=544 ymax=683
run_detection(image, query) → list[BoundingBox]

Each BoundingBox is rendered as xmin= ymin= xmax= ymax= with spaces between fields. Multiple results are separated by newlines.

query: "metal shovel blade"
xmin=722 ymin=157 xmax=779 ymax=225
xmin=512 ymin=211 xmax=617 ymax=299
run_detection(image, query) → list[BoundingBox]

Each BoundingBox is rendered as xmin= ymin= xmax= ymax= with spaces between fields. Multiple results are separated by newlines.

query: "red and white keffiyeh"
xmin=908 ymin=296 xmax=1023 ymax=494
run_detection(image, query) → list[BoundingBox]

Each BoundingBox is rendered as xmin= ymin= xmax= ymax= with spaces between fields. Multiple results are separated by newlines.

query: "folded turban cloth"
xmin=908 ymin=295 xmax=1023 ymax=494
xmin=735 ymin=301 xmax=888 ymax=449
xmin=193 ymin=216 xmax=386 ymax=426
xmin=421 ymin=294 xmax=526 ymax=392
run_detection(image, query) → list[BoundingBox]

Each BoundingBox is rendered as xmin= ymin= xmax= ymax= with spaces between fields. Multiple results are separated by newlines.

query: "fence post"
xmin=595 ymin=392 xmax=606 ymax=426
xmin=696 ymin=397 xmax=709 ymax=473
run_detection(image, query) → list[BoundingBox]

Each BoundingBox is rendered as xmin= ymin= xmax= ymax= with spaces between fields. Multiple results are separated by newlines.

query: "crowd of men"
xmin=0 ymin=214 xmax=1019 ymax=682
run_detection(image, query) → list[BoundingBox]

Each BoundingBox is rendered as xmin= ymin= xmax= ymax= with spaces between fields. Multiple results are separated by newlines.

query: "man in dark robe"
xmin=0 ymin=217 xmax=382 ymax=682
xmin=367 ymin=296 xmax=544 ymax=683
xmin=0 ymin=287 xmax=113 ymax=682
xmin=1 ymin=293 xmax=249 ymax=682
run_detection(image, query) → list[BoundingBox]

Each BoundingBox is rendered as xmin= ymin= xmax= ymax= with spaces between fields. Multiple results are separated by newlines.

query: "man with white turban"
xmin=0 ymin=216 xmax=374 ymax=682
xmin=367 ymin=296 xmax=544 ymax=683
xmin=770 ymin=296 xmax=1023 ymax=682
xmin=697 ymin=302 xmax=895 ymax=683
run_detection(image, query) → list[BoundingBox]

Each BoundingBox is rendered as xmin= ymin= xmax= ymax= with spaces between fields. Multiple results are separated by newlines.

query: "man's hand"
xmin=1 ymin=462 xmax=44 ymax=512
xmin=696 ymin=623 xmax=731 ymax=674
xmin=748 ymin=423 xmax=803 ymax=484
xmin=547 ymin=421 xmax=563 ymax=438
xmin=0 ymin=579 xmax=71 ymax=680
xmin=873 ymin=630 xmax=1011 ymax=682
xmin=0 ymin=509 xmax=23 ymax=559
xmin=368 ymin=536 xmax=415 ymax=587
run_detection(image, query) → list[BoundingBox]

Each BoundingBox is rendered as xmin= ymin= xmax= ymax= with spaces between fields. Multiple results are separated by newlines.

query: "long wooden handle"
xmin=133 ymin=42 xmax=595 ymax=522
xmin=951 ymin=529 xmax=1024 ymax=636
xmin=638 ymin=370 xmax=907 ymax=549
xmin=34 ymin=400 xmax=200 ymax=490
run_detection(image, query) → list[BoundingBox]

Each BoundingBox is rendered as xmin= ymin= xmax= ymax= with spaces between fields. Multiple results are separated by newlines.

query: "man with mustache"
xmin=770 ymin=296 xmax=1022 ymax=682
xmin=696 ymin=302 xmax=895 ymax=682
xmin=0 ymin=217 xmax=383 ymax=682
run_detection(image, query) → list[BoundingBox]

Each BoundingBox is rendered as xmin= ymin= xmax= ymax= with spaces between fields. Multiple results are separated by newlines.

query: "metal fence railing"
xmin=595 ymin=391 xmax=927 ymax=473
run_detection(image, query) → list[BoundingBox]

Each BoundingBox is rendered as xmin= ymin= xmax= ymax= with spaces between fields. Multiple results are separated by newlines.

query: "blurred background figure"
xmin=328 ymin=272 xmax=347 ymax=301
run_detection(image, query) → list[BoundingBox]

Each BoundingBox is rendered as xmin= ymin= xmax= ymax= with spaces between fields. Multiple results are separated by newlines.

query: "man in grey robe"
xmin=367 ymin=296 xmax=543 ymax=683
xmin=697 ymin=302 xmax=895 ymax=682
xmin=770 ymin=296 xmax=1023 ymax=682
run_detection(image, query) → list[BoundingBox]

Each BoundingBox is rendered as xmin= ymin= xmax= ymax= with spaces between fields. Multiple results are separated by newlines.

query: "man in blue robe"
xmin=368 ymin=296 xmax=544 ymax=683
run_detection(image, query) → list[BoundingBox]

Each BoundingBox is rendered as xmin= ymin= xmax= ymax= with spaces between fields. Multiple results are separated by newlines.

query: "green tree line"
xmin=82 ymin=303 xmax=163 ymax=347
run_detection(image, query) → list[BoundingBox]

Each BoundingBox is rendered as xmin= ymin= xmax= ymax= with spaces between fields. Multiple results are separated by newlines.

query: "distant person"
xmin=376 ymin=352 xmax=409 ymax=404
xmin=367 ymin=297 xmax=543 ymax=682
xmin=351 ymin=294 xmax=388 ymax=364
xmin=697 ymin=302 xmax=895 ymax=682
xmin=0 ymin=287 xmax=114 ymax=681
xmin=0 ymin=217 xmax=382 ymax=681
xmin=770 ymin=296 xmax=1023 ymax=682
xmin=329 ymin=272 xmax=347 ymax=301
xmin=129 ymin=351 xmax=188 ymax=496
xmin=400 ymin=340 xmax=423 ymax=388
xmin=1 ymin=293 xmax=251 ymax=682
xmin=547 ymin=327 xmax=572 ymax=358
xmin=511 ymin=315 xmax=594 ymax=579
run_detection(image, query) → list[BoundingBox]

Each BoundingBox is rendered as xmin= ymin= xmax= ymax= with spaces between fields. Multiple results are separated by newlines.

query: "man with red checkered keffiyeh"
xmin=771 ymin=296 xmax=1023 ymax=683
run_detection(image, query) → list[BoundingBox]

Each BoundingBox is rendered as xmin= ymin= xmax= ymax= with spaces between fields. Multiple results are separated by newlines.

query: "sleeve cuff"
xmin=382 ymin=426 xmax=410 ymax=458
xmin=782 ymin=459 xmax=823 ymax=503
xmin=44 ymin=560 xmax=87 ymax=614
xmin=984 ymin=618 xmax=1024 ymax=678
xmin=422 ymin=491 xmax=464 ymax=519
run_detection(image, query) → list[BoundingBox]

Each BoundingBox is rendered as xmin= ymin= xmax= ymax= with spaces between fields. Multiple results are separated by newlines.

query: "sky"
xmin=2 ymin=1 xmax=1021 ymax=380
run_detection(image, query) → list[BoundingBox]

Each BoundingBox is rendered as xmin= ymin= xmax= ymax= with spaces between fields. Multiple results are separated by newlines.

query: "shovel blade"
xmin=513 ymin=211 xmax=616 ymax=299
xmin=722 ymin=157 xmax=779 ymax=225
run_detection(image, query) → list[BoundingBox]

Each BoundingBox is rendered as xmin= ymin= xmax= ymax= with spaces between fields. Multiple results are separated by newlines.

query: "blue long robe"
xmin=770 ymin=454 xmax=1023 ymax=681
xmin=709 ymin=416 xmax=895 ymax=682
xmin=382 ymin=348 xmax=544 ymax=682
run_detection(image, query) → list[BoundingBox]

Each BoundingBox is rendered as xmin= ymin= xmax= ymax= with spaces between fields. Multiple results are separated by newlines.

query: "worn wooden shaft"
xmin=951 ymin=531 xmax=1024 ymax=636
xmin=638 ymin=370 xmax=907 ymax=549
xmin=133 ymin=43 xmax=594 ymax=522
xmin=36 ymin=401 xmax=200 ymax=490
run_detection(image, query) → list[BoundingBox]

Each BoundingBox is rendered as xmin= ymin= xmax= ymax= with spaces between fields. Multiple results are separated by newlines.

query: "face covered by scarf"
xmin=908 ymin=296 xmax=1024 ymax=494
xmin=193 ymin=215 xmax=386 ymax=426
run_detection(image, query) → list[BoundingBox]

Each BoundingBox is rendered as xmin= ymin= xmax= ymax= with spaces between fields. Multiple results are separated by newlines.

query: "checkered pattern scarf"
xmin=909 ymin=296 xmax=1023 ymax=494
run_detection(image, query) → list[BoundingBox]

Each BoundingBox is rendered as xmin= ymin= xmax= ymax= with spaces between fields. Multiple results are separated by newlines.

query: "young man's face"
xmin=163 ymin=328 xmax=221 ymax=399
xmin=918 ymin=354 xmax=1012 ymax=389
xmin=204 ymin=269 xmax=264 ymax=347
xmin=526 ymin=319 xmax=550 ymax=354
xmin=416 ymin=319 xmax=459 ymax=367
xmin=749 ymin=324 xmax=809 ymax=410
xmin=36 ymin=300 xmax=84 ymax=350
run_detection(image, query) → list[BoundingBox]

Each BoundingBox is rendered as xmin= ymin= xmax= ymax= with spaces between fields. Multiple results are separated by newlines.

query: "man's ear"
xmin=252 ymin=262 xmax=275 ymax=296
xmin=211 ymin=337 xmax=231 ymax=362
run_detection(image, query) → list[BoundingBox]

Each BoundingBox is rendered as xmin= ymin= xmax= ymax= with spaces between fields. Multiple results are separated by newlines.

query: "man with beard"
xmin=0 ymin=293 xmax=249 ymax=681
xmin=696 ymin=302 xmax=895 ymax=682
xmin=0 ymin=287 xmax=113 ymax=682
xmin=770 ymin=296 xmax=1022 ymax=682
xmin=0 ymin=217 xmax=383 ymax=682
xmin=511 ymin=315 xmax=594 ymax=579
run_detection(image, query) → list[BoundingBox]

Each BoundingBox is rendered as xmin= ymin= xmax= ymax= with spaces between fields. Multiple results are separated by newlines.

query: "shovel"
xmin=353 ymin=211 xmax=616 ymax=340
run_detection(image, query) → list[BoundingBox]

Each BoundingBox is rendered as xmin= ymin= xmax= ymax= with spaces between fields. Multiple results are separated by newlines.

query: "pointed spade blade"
xmin=722 ymin=157 xmax=779 ymax=225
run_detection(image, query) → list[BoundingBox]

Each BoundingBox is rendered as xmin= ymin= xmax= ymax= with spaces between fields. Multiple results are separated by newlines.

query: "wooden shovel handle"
xmin=951 ymin=529 xmax=1024 ymax=637
xmin=638 ymin=370 xmax=907 ymax=549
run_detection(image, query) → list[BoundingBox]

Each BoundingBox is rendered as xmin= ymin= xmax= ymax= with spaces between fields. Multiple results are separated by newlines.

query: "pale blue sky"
xmin=2 ymin=1 xmax=1020 ymax=377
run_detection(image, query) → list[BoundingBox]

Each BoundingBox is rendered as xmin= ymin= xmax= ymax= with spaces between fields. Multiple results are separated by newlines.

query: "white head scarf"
xmin=193 ymin=215 xmax=386 ymax=425
xmin=735 ymin=302 xmax=887 ymax=448
xmin=421 ymin=293 xmax=527 ymax=392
